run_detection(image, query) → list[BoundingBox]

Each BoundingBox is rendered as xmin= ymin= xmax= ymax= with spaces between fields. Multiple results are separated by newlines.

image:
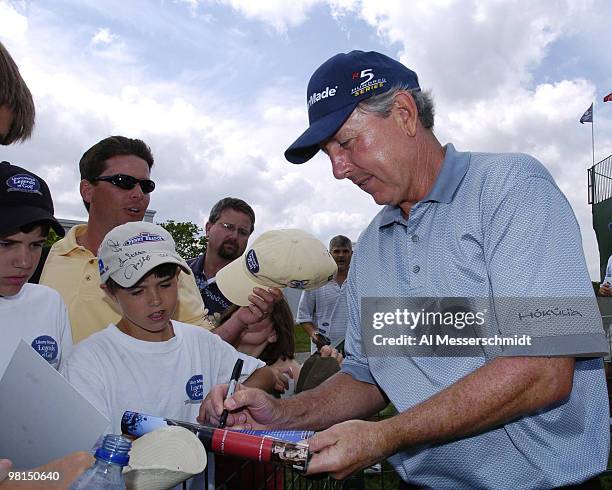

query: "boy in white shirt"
xmin=61 ymin=221 xmax=275 ymax=434
xmin=0 ymin=162 xmax=73 ymax=375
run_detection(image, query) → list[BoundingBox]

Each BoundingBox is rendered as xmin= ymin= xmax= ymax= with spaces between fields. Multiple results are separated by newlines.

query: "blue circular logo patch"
xmin=246 ymin=249 xmax=259 ymax=274
xmin=185 ymin=375 xmax=203 ymax=401
xmin=31 ymin=335 xmax=58 ymax=362
xmin=7 ymin=174 xmax=42 ymax=194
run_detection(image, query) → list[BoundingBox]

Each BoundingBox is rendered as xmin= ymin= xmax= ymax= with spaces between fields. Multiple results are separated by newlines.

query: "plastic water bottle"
xmin=69 ymin=434 xmax=131 ymax=489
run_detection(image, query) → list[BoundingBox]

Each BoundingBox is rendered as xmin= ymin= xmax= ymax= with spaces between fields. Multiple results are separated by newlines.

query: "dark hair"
xmin=0 ymin=41 xmax=35 ymax=145
xmin=20 ymin=220 xmax=51 ymax=237
xmin=1 ymin=220 xmax=50 ymax=239
xmin=79 ymin=136 xmax=154 ymax=211
xmin=219 ymin=297 xmax=295 ymax=365
xmin=329 ymin=235 xmax=352 ymax=251
xmin=208 ymin=197 xmax=255 ymax=234
xmin=105 ymin=263 xmax=179 ymax=294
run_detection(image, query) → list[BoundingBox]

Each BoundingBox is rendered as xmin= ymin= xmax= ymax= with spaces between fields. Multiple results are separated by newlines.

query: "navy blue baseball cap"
xmin=0 ymin=161 xmax=65 ymax=237
xmin=284 ymin=50 xmax=421 ymax=164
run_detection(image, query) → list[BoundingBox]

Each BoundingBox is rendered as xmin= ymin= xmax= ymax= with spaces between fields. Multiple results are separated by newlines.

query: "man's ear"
xmin=392 ymin=91 xmax=418 ymax=137
xmin=80 ymin=179 xmax=94 ymax=206
xmin=205 ymin=221 xmax=212 ymax=235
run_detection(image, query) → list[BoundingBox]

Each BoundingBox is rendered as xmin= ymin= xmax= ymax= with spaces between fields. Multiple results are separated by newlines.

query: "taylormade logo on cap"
xmin=285 ymin=50 xmax=421 ymax=164
xmin=307 ymin=86 xmax=338 ymax=108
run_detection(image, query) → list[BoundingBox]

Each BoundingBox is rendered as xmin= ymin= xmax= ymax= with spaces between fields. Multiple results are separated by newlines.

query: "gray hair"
xmin=329 ymin=235 xmax=352 ymax=251
xmin=357 ymin=83 xmax=435 ymax=129
xmin=208 ymin=197 xmax=255 ymax=233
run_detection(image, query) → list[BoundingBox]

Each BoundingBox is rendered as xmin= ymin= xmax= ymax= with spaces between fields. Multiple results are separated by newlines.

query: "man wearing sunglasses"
xmin=37 ymin=136 xmax=211 ymax=343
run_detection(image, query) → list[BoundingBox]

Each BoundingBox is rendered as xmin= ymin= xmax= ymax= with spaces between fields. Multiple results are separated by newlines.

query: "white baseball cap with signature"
xmin=98 ymin=222 xmax=190 ymax=287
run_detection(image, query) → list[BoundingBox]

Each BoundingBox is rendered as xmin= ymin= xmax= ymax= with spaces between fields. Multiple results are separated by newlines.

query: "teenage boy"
xmin=61 ymin=221 xmax=276 ymax=434
xmin=0 ymin=161 xmax=72 ymax=374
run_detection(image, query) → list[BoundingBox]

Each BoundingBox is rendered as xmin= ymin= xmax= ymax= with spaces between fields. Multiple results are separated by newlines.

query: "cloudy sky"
xmin=1 ymin=0 xmax=611 ymax=280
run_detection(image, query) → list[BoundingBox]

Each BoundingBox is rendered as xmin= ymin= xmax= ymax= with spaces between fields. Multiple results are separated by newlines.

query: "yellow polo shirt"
xmin=40 ymin=224 xmax=212 ymax=343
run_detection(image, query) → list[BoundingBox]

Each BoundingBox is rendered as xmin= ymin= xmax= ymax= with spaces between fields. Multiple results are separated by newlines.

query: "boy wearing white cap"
xmin=61 ymin=221 xmax=276 ymax=435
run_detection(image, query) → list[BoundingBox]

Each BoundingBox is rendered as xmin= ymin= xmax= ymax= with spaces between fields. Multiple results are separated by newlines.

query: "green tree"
xmin=158 ymin=220 xmax=207 ymax=259
xmin=44 ymin=228 xmax=63 ymax=247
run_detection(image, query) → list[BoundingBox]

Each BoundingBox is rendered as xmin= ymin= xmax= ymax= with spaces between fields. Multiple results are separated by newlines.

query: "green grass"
xmin=293 ymin=323 xmax=311 ymax=353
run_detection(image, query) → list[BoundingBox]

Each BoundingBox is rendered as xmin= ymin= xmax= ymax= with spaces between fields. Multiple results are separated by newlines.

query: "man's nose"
xmin=328 ymin=147 xmax=350 ymax=180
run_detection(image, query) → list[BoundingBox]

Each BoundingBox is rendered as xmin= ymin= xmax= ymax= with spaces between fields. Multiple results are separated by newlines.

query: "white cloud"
xmin=91 ymin=27 xmax=118 ymax=46
xmin=2 ymin=0 xmax=611 ymax=281
xmin=0 ymin=1 xmax=28 ymax=42
xmin=198 ymin=0 xmax=325 ymax=32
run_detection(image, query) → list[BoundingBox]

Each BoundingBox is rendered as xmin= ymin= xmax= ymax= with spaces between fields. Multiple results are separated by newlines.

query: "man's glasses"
xmin=93 ymin=174 xmax=156 ymax=194
xmin=219 ymin=222 xmax=250 ymax=238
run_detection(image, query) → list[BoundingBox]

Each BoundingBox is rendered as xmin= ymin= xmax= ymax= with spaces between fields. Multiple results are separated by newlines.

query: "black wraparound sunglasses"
xmin=92 ymin=174 xmax=156 ymax=194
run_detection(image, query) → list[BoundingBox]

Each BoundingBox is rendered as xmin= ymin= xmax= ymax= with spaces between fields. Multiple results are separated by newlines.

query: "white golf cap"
xmin=98 ymin=222 xmax=190 ymax=287
xmin=216 ymin=229 xmax=337 ymax=306
xmin=123 ymin=426 xmax=207 ymax=490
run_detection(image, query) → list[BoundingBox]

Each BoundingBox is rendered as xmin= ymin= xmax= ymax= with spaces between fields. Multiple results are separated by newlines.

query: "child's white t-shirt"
xmin=0 ymin=283 xmax=73 ymax=375
xmin=61 ymin=320 xmax=265 ymax=433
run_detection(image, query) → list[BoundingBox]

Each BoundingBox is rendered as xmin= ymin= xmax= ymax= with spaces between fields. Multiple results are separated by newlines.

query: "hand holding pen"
xmin=219 ymin=358 xmax=244 ymax=428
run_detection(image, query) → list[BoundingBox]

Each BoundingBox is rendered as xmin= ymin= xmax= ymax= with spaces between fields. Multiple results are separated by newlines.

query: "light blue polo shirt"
xmin=341 ymin=144 xmax=609 ymax=489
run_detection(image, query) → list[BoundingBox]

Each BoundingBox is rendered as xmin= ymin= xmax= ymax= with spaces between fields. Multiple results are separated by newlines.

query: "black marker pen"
xmin=219 ymin=358 xmax=243 ymax=428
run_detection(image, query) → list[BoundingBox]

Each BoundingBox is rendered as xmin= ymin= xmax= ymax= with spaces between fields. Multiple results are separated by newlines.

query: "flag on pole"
xmin=580 ymin=103 xmax=593 ymax=124
xmin=604 ymin=92 xmax=612 ymax=103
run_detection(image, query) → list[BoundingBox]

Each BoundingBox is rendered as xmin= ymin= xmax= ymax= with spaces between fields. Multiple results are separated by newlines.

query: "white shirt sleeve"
xmin=296 ymin=290 xmax=316 ymax=324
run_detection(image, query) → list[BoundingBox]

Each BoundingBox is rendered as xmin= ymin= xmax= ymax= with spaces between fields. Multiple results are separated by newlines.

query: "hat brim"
xmin=108 ymin=253 xmax=191 ymax=288
xmin=284 ymin=102 xmax=358 ymax=164
xmin=0 ymin=205 xmax=65 ymax=238
xmin=123 ymin=426 xmax=207 ymax=490
xmin=215 ymin=254 xmax=265 ymax=307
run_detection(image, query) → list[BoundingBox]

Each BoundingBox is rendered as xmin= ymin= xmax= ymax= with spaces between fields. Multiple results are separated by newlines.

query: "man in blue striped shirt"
xmin=201 ymin=50 xmax=609 ymax=489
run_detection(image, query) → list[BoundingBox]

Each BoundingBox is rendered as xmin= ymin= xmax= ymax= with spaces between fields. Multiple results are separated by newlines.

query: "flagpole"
xmin=591 ymin=102 xmax=595 ymax=167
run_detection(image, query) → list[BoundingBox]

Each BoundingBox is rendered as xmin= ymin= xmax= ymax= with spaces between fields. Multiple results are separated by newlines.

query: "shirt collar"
xmin=422 ymin=143 xmax=469 ymax=203
xmin=378 ymin=143 xmax=469 ymax=228
xmin=189 ymin=252 xmax=206 ymax=278
xmin=53 ymin=224 xmax=92 ymax=256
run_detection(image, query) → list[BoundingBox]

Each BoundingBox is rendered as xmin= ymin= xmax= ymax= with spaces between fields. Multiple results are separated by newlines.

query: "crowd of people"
xmin=1 ymin=39 xmax=611 ymax=490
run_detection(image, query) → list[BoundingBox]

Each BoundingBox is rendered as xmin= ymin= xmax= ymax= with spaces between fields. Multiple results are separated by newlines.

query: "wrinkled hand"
xmin=198 ymin=383 xmax=283 ymax=429
xmin=600 ymin=283 xmax=612 ymax=297
xmin=236 ymin=287 xmax=283 ymax=326
xmin=319 ymin=345 xmax=343 ymax=365
xmin=306 ymin=420 xmax=387 ymax=480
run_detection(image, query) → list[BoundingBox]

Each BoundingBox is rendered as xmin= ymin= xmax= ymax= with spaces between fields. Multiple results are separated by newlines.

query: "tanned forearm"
xmin=373 ymin=356 xmax=575 ymax=458
xmin=273 ymin=373 xmax=387 ymax=430
xmin=212 ymin=316 xmax=246 ymax=345
xmin=243 ymin=366 xmax=277 ymax=393
xmin=300 ymin=322 xmax=317 ymax=337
